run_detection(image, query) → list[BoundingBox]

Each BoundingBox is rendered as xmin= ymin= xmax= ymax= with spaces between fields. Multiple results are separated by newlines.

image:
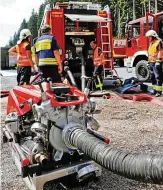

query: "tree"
xmin=17 ymin=19 xmax=29 ymax=40
xmin=20 ymin=19 xmax=28 ymax=29
xmin=108 ymin=0 xmax=130 ymax=37
xmin=45 ymin=0 xmax=56 ymax=8
xmin=12 ymin=32 xmax=18 ymax=46
xmin=9 ymin=37 xmax=14 ymax=47
xmin=155 ymin=0 xmax=157 ymax=13
xmin=148 ymin=0 xmax=151 ymax=12
xmin=37 ymin=3 xmax=46 ymax=30
xmin=133 ymin=0 xmax=136 ymax=20
xmin=28 ymin=9 xmax=38 ymax=39
xmin=7 ymin=0 xmax=163 ymax=47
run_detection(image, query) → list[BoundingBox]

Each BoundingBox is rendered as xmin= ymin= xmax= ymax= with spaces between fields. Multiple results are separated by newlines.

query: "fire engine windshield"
xmin=64 ymin=14 xmax=110 ymax=22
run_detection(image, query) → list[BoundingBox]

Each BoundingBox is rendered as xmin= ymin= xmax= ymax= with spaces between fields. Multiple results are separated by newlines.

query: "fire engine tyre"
xmin=135 ymin=60 xmax=149 ymax=82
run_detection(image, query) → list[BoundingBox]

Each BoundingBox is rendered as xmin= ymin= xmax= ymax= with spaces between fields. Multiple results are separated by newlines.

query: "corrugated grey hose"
xmin=63 ymin=125 xmax=163 ymax=184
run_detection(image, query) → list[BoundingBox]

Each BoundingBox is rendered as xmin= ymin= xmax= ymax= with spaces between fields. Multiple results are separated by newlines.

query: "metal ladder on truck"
xmin=100 ymin=22 xmax=114 ymax=79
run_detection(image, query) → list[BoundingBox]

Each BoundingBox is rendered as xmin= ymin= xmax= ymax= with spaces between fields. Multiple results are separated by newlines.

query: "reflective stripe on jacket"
xmin=15 ymin=41 xmax=31 ymax=67
xmin=148 ymin=40 xmax=162 ymax=63
xmin=35 ymin=35 xmax=57 ymax=66
xmin=93 ymin=46 xmax=105 ymax=67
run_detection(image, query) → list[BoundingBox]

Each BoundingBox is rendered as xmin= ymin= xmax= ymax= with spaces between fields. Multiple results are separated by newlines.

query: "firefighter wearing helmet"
xmin=146 ymin=30 xmax=163 ymax=97
xmin=34 ymin=24 xmax=62 ymax=83
xmin=8 ymin=29 xmax=37 ymax=85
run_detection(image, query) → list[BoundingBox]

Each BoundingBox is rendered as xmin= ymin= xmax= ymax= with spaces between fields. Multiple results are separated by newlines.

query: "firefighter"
xmin=90 ymin=41 xmax=105 ymax=90
xmin=8 ymin=29 xmax=37 ymax=85
xmin=34 ymin=24 xmax=62 ymax=83
xmin=146 ymin=30 xmax=163 ymax=97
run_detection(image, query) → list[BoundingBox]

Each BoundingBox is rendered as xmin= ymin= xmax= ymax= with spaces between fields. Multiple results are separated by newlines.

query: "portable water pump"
xmin=3 ymin=73 xmax=163 ymax=190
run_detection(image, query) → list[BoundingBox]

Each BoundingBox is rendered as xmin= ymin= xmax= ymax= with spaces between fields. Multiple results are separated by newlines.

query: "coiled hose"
xmin=63 ymin=125 xmax=163 ymax=184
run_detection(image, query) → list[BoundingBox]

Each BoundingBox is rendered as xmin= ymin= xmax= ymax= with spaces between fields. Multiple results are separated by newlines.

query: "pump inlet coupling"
xmin=62 ymin=123 xmax=163 ymax=184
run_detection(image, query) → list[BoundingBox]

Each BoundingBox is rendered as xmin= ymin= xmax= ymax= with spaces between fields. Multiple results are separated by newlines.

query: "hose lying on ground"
xmin=63 ymin=124 xmax=163 ymax=184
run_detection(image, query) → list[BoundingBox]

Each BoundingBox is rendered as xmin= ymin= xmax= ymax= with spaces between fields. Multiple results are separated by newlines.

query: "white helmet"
xmin=145 ymin=30 xmax=158 ymax=38
xmin=17 ymin=29 xmax=32 ymax=44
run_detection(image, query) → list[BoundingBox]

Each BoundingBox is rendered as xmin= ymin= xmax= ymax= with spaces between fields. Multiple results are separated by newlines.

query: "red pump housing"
xmin=7 ymin=82 xmax=87 ymax=116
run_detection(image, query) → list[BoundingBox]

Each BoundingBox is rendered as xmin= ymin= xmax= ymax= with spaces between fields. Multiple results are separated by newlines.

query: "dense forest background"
xmin=7 ymin=0 xmax=163 ymax=47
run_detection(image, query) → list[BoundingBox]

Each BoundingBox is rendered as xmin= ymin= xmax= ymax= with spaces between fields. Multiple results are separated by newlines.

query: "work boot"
xmin=155 ymin=92 xmax=162 ymax=97
xmin=150 ymin=90 xmax=156 ymax=95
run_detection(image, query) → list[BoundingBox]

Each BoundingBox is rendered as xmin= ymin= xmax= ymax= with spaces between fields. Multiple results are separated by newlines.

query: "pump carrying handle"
xmin=47 ymin=87 xmax=88 ymax=107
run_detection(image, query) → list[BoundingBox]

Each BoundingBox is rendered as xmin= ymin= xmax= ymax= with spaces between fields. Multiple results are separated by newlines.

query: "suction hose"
xmin=63 ymin=124 xmax=163 ymax=184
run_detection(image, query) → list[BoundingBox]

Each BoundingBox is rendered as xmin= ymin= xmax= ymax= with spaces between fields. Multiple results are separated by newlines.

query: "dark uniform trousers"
xmin=149 ymin=62 xmax=163 ymax=91
xmin=17 ymin=66 xmax=31 ymax=85
xmin=39 ymin=65 xmax=61 ymax=83
xmin=93 ymin=65 xmax=103 ymax=90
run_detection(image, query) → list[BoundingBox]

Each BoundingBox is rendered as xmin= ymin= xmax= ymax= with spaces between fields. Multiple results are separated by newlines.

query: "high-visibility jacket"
xmin=93 ymin=46 xmax=105 ymax=67
xmin=148 ymin=40 xmax=163 ymax=63
xmin=15 ymin=41 xmax=31 ymax=67
xmin=35 ymin=34 xmax=58 ymax=66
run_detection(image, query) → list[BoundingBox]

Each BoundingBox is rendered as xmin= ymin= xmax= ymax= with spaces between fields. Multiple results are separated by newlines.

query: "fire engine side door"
xmin=145 ymin=12 xmax=155 ymax=48
xmin=126 ymin=21 xmax=142 ymax=57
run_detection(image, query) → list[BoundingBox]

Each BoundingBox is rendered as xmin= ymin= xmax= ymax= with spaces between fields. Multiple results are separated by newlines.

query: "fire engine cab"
xmin=124 ymin=12 xmax=163 ymax=81
xmin=39 ymin=1 xmax=113 ymax=88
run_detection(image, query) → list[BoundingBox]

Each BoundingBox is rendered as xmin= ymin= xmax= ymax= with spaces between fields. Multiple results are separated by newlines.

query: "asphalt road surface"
xmin=0 ymin=66 xmax=135 ymax=78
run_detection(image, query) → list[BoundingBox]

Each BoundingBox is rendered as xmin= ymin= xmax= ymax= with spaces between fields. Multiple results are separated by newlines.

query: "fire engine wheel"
xmin=135 ymin=60 xmax=149 ymax=82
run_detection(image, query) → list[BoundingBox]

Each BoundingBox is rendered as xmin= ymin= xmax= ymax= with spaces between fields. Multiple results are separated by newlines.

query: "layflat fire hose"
xmin=63 ymin=124 xmax=163 ymax=184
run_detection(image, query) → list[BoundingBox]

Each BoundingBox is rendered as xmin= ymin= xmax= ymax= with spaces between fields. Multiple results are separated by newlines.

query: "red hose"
xmin=104 ymin=93 xmax=163 ymax=107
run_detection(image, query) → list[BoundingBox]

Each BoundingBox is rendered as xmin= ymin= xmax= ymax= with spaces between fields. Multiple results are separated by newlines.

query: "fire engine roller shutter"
xmin=64 ymin=14 xmax=110 ymax=22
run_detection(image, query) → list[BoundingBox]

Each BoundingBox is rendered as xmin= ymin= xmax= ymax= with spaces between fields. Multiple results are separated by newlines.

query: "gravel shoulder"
xmin=1 ymin=76 xmax=163 ymax=190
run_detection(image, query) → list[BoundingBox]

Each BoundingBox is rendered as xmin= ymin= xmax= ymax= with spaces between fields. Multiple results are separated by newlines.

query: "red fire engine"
xmin=123 ymin=12 xmax=163 ymax=81
xmin=39 ymin=2 xmax=163 ymax=83
xmin=39 ymin=1 xmax=114 ymax=88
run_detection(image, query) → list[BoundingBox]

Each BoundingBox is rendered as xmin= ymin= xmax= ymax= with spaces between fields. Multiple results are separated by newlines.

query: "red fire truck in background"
xmin=123 ymin=12 xmax=163 ymax=81
xmin=39 ymin=1 xmax=163 ymax=83
xmin=38 ymin=1 xmax=114 ymax=88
